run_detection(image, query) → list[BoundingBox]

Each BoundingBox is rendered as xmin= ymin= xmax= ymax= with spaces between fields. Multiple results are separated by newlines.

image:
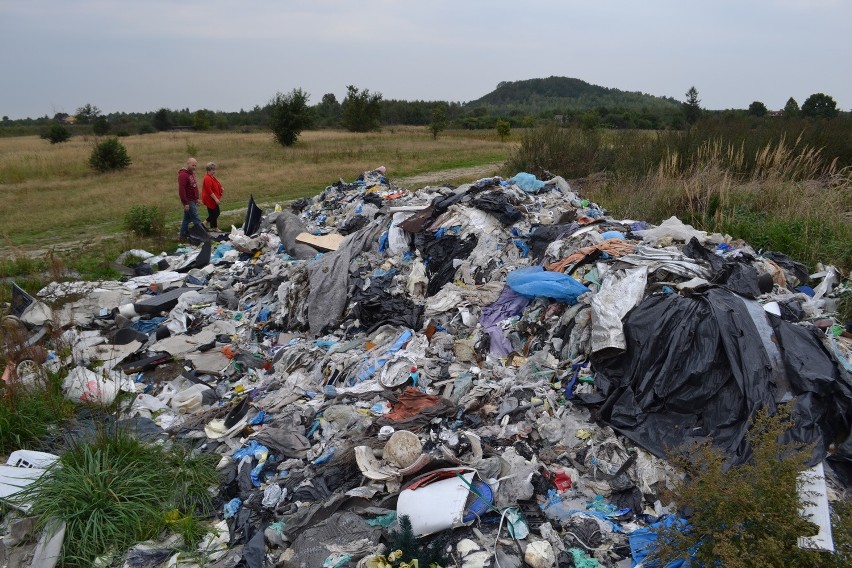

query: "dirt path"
xmin=395 ymin=162 xmax=505 ymax=187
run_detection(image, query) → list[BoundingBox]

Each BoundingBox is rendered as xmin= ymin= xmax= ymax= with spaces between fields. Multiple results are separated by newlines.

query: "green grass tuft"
xmin=12 ymin=430 xmax=218 ymax=566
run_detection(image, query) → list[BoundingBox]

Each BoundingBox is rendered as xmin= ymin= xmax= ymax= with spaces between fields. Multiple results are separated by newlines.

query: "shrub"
xmin=41 ymin=124 xmax=71 ymax=144
xmin=496 ymin=119 xmax=511 ymax=142
xmin=89 ymin=137 xmax=131 ymax=172
xmin=124 ymin=204 xmax=165 ymax=238
xmin=651 ymin=406 xmax=850 ymax=567
xmin=14 ymin=430 xmax=218 ymax=565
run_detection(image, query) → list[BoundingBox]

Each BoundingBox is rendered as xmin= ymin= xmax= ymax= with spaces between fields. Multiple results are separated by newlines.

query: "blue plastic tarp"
xmin=506 ymin=266 xmax=590 ymax=304
xmin=628 ymin=516 xmax=691 ymax=567
xmin=508 ymin=172 xmax=547 ymax=193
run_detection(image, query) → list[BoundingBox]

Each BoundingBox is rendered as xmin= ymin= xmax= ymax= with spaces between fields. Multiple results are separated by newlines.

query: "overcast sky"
xmin=1 ymin=0 xmax=850 ymax=119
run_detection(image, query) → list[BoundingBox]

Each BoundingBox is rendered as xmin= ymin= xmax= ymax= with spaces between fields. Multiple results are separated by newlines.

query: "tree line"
xmin=2 ymin=85 xmax=847 ymax=146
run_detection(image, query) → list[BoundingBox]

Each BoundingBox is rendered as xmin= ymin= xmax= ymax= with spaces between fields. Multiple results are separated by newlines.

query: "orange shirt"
xmin=201 ymin=173 xmax=223 ymax=209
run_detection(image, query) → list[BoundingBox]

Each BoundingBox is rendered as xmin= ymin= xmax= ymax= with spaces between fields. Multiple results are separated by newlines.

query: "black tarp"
xmin=470 ymin=191 xmax=523 ymax=225
xmin=529 ymin=222 xmax=580 ymax=261
xmin=242 ymin=195 xmax=263 ymax=236
xmin=590 ymin=287 xmax=852 ymax=466
xmin=682 ymin=237 xmax=762 ymax=298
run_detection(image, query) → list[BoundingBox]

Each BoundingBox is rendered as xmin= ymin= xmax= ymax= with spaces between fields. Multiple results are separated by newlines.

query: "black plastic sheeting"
xmin=242 ymin=195 xmax=263 ymax=236
xmin=529 ymin=222 xmax=580 ymax=261
xmin=350 ymin=273 xmax=423 ymax=334
xmin=470 ymin=191 xmax=523 ymax=225
xmin=589 ymin=287 xmax=852 ymax=468
xmin=682 ymin=237 xmax=763 ymax=298
xmin=415 ymin=233 xmax=479 ymax=296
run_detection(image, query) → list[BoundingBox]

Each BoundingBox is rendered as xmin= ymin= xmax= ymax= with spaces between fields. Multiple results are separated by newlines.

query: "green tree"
xmin=341 ymin=85 xmax=382 ymax=132
xmin=683 ymin=86 xmax=701 ymax=125
xmin=783 ymin=97 xmax=800 ymax=118
xmin=75 ymin=103 xmax=101 ymax=124
xmin=89 ymin=137 xmax=131 ymax=172
xmin=152 ymin=108 xmax=172 ymax=131
xmin=315 ymin=93 xmax=341 ymax=127
xmin=193 ymin=110 xmax=211 ymax=131
xmin=41 ymin=124 xmax=71 ymax=144
xmin=92 ymin=116 xmax=110 ymax=135
xmin=496 ymin=119 xmax=511 ymax=141
xmin=801 ymin=93 xmax=839 ymax=119
xmin=268 ymin=88 xmax=312 ymax=147
xmin=748 ymin=101 xmax=768 ymax=117
xmin=429 ymin=106 xmax=447 ymax=139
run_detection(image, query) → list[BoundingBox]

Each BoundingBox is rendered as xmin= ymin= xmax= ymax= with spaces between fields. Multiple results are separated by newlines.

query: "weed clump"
xmin=382 ymin=515 xmax=450 ymax=568
xmin=14 ymin=430 xmax=218 ymax=566
xmin=124 ymin=204 xmax=166 ymax=238
xmin=89 ymin=137 xmax=131 ymax=172
xmin=0 ymin=371 xmax=72 ymax=455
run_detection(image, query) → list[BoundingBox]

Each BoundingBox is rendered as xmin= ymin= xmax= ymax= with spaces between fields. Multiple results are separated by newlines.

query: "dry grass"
xmin=0 ymin=128 xmax=511 ymax=249
xmin=583 ymin=136 xmax=852 ymax=269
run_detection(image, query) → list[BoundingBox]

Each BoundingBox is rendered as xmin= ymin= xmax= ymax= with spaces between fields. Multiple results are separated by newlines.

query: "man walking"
xmin=178 ymin=157 xmax=203 ymax=241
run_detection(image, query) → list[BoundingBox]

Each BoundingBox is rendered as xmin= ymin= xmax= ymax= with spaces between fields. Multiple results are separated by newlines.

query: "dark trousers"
xmin=206 ymin=205 xmax=220 ymax=229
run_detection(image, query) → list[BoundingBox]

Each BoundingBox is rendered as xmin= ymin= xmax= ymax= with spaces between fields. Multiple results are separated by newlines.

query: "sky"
xmin=1 ymin=0 xmax=850 ymax=120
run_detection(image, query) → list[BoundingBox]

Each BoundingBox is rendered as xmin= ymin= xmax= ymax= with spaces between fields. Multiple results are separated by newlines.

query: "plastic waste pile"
xmin=1 ymin=166 xmax=851 ymax=568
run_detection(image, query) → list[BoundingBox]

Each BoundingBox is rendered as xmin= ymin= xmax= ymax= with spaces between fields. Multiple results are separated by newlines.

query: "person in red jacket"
xmin=178 ymin=157 xmax=203 ymax=240
xmin=201 ymin=162 xmax=223 ymax=231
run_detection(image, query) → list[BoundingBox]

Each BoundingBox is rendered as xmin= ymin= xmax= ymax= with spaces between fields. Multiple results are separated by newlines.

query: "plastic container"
xmin=171 ymin=384 xmax=212 ymax=414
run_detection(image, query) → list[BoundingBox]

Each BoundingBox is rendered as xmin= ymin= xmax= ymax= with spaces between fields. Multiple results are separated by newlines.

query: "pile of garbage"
xmin=2 ymin=166 xmax=850 ymax=567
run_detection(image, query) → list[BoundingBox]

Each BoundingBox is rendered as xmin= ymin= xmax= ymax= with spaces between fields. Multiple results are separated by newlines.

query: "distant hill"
xmin=467 ymin=76 xmax=680 ymax=113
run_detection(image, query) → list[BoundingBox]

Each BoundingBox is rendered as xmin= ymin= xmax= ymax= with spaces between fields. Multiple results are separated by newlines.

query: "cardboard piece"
xmin=295 ymin=232 xmax=346 ymax=252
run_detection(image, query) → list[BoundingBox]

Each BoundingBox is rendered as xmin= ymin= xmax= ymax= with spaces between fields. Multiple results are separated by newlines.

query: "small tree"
xmin=341 ymin=85 xmax=382 ymax=132
xmin=783 ymin=97 xmax=800 ymax=118
xmin=268 ymin=88 xmax=313 ymax=147
xmin=193 ymin=110 xmax=210 ymax=131
xmin=429 ymin=106 xmax=447 ymax=139
xmin=315 ymin=93 xmax=342 ymax=127
xmin=75 ymin=103 xmax=101 ymax=125
xmin=801 ymin=93 xmax=839 ymax=119
xmin=748 ymin=101 xmax=768 ymax=117
xmin=89 ymin=137 xmax=131 ymax=172
xmin=41 ymin=124 xmax=71 ymax=144
xmin=92 ymin=116 xmax=111 ymax=136
xmin=152 ymin=108 xmax=172 ymax=131
xmin=683 ymin=86 xmax=701 ymax=125
xmin=651 ymin=406 xmax=851 ymax=568
xmin=496 ymin=119 xmax=511 ymax=142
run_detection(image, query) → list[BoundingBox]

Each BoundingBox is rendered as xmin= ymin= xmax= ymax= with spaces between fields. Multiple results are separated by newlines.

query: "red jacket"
xmin=178 ymin=168 xmax=198 ymax=205
xmin=202 ymin=173 xmax=223 ymax=209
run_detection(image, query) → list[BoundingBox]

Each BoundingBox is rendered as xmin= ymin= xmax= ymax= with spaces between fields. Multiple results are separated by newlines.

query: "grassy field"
xmin=0 ymin=128 xmax=513 ymax=249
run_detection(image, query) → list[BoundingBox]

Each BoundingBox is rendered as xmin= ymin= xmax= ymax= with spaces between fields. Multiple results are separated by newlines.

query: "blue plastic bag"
xmin=508 ymin=172 xmax=547 ymax=193
xmin=507 ymin=266 xmax=590 ymax=304
xmin=628 ymin=516 xmax=690 ymax=567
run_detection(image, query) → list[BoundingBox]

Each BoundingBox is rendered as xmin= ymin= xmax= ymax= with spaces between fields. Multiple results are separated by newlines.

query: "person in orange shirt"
xmin=201 ymin=162 xmax=224 ymax=231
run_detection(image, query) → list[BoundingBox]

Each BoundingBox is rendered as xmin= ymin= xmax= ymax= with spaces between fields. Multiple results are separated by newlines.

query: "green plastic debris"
xmin=569 ymin=547 xmax=600 ymax=567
